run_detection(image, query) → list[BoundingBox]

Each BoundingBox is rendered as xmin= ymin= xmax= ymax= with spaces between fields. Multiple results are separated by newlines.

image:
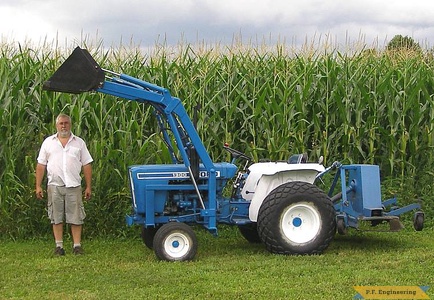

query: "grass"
xmin=1 ymin=225 xmax=433 ymax=300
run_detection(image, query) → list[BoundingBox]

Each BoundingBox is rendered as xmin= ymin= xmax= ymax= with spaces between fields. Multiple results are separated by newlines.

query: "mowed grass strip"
xmin=1 ymin=225 xmax=432 ymax=300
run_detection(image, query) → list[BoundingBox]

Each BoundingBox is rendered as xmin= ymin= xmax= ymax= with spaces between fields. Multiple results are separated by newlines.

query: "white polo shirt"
xmin=37 ymin=133 xmax=93 ymax=187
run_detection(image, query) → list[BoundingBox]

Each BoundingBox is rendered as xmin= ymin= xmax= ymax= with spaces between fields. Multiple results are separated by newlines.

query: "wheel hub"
xmin=281 ymin=202 xmax=321 ymax=244
xmin=164 ymin=233 xmax=190 ymax=258
xmin=292 ymin=217 xmax=302 ymax=227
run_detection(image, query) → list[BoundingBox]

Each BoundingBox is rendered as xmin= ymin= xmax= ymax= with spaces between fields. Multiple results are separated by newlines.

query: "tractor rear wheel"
xmin=153 ymin=222 xmax=198 ymax=261
xmin=257 ymin=181 xmax=336 ymax=255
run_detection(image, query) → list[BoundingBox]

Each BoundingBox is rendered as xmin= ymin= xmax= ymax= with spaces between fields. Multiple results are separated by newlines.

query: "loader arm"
xmin=43 ymin=47 xmax=217 ymax=210
xmin=95 ymin=73 xmax=214 ymax=169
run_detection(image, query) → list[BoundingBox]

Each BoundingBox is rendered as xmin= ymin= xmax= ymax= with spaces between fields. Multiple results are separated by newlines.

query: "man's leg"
xmin=53 ymin=223 xmax=64 ymax=242
xmin=66 ymin=186 xmax=85 ymax=254
xmin=71 ymin=224 xmax=84 ymax=254
xmin=53 ymin=223 xmax=65 ymax=255
xmin=48 ymin=185 xmax=65 ymax=255
xmin=70 ymin=224 xmax=82 ymax=245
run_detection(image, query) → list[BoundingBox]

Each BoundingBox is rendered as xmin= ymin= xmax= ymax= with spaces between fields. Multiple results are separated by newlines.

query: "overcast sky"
xmin=1 ymin=0 xmax=434 ymax=50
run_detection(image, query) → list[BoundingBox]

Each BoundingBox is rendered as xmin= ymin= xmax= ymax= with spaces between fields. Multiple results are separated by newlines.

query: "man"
xmin=36 ymin=113 xmax=93 ymax=256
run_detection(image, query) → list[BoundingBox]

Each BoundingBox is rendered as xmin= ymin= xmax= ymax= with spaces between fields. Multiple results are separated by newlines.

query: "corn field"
xmin=1 ymin=40 xmax=433 ymax=238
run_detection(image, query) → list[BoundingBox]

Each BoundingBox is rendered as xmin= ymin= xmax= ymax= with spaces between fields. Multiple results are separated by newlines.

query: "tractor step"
xmin=231 ymin=218 xmax=251 ymax=225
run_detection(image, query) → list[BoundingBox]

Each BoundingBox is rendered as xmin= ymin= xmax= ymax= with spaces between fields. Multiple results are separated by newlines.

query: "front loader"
xmin=43 ymin=47 xmax=423 ymax=261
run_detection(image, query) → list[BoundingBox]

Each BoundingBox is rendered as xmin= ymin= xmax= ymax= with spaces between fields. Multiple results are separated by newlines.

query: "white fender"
xmin=242 ymin=162 xmax=325 ymax=222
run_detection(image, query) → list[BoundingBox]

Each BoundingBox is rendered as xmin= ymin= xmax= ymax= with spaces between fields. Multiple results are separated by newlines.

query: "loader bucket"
xmin=43 ymin=47 xmax=105 ymax=94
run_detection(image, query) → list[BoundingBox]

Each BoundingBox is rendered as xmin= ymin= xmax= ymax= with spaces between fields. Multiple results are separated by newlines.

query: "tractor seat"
xmin=288 ymin=153 xmax=308 ymax=164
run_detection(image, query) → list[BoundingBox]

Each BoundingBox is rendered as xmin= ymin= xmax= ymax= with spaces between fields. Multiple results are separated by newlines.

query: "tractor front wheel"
xmin=153 ymin=222 xmax=198 ymax=261
xmin=257 ymin=181 xmax=336 ymax=255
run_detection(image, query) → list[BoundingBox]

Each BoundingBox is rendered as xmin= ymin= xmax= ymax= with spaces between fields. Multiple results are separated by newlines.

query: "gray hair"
xmin=56 ymin=113 xmax=71 ymax=124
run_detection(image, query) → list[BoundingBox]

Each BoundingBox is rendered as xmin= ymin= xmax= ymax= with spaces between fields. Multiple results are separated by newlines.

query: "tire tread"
xmin=257 ymin=181 xmax=336 ymax=255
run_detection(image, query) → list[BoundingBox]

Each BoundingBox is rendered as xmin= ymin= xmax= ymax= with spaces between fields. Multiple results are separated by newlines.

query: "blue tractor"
xmin=43 ymin=47 xmax=424 ymax=261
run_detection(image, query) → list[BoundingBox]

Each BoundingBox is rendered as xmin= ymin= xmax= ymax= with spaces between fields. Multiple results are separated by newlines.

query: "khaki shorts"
xmin=47 ymin=185 xmax=85 ymax=225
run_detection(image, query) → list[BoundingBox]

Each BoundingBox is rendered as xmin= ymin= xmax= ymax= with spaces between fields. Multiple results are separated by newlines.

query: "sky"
xmin=1 ymin=0 xmax=434 ymax=50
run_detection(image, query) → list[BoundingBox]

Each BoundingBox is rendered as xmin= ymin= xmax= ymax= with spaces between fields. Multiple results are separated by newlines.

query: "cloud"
xmin=0 ymin=4 xmax=55 ymax=43
xmin=1 ymin=0 xmax=434 ymax=48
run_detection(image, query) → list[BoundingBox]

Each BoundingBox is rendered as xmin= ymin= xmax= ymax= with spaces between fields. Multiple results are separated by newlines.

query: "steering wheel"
xmin=223 ymin=143 xmax=252 ymax=161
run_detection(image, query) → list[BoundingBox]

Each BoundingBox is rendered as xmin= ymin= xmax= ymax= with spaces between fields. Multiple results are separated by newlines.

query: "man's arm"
xmin=83 ymin=163 xmax=92 ymax=200
xmin=35 ymin=163 xmax=46 ymax=199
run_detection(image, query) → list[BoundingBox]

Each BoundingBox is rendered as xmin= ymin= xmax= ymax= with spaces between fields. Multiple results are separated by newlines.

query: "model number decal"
xmin=173 ymin=172 xmax=189 ymax=178
xmin=136 ymin=171 xmax=221 ymax=180
xmin=174 ymin=171 xmax=220 ymax=178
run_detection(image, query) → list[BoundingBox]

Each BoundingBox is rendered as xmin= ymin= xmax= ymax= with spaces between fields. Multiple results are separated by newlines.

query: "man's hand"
xmin=35 ymin=186 xmax=44 ymax=199
xmin=84 ymin=187 xmax=92 ymax=200
xmin=82 ymin=163 xmax=92 ymax=201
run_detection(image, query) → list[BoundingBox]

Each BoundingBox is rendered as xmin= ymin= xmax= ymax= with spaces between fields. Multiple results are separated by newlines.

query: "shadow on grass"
xmin=196 ymin=225 xmax=422 ymax=260
xmin=329 ymin=230 xmax=416 ymax=254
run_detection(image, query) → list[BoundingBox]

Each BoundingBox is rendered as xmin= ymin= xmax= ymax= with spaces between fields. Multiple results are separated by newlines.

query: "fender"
xmin=243 ymin=162 xmax=325 ymax=222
